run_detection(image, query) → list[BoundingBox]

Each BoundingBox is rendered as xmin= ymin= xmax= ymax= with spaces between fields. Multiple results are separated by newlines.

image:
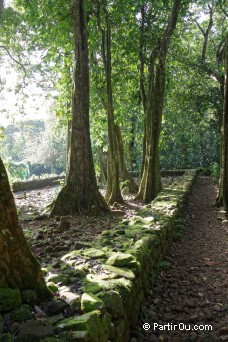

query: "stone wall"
xmin=12 ymin=176 xmax=65 ymax=192
xmin=50 ymin=170 xmax=199 ymax=341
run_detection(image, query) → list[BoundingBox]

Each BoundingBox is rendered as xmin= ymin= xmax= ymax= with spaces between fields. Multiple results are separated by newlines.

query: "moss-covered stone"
xmin=10 ymin=304 xmax=33 ymax=322
xmin=73 ymin=265 xmax=89 ymax=278
xmin=97 ymin=291 xmax=124 ymax=319
xmin=16 ymin=320 xmax=55 ymax=342
xmin=61 ymin=250 xmax=82 ymax=262
xmin=106 ymin=253 xmax=135 ymax=267
xmin=102 ymin=265 xmax=135 ymax=280
xmin=47 ymin=273 xmax=70 ymax=285
xmin=0 ymin=288 xmax=21 ymax=313
xmin=55 ymin=310 xmax=110 ymax=342
xmin=82 ymin=249 xmax=107 ymax=259
xmin=81 ymin=293 xmax=104 ymax=313
xmin=70 ymin=331 xmax=89 ymax=341
xmin=59 ymin=288 xmax=80 ymax=306
xmin=47 ymin=282 xmax=58 ymax=294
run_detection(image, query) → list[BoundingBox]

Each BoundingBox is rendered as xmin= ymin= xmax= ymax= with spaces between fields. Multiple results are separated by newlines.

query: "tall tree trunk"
xmin=116 ymin=124 xmax=138 ymax=194
xmin=216 ymin=38 xmax=228 ymax=209
xmin=0 ymin=0 xmax=49 ymax=296
xmin=97 ymin=146 xmax=107 ymax=184
xmin=0 ymin=157 xmax=49 ymax=294
xmin=98 ymin=10 xmax=123 ymax=204
xmin=51 ymin=0 xmax=108 ymax=215
xmin=136 ymin=0 xmax=182 ymax=202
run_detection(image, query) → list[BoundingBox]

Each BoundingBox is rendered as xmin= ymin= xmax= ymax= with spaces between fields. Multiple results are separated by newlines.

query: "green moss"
xmin=81 ymin=293 xmax=104 ymax=313
xmin=103 ymin=265 xmax=135 ymax=280
xmin=10 ymin=304 xmax=33 ymax=322
xmin=83 ymin=249 xmax=107 ymax=259
xmin=21 ymin=290 xmax=39 ymax=306
xmin=97 ymin=291 xmax=124 ymax=319
xmin=0 ymin=288 xmax=21 ymax=313
xmin=106 ymin=252 xmax=135 ymax=267
xmin=47 ymin=282 xmax=58 ymax=294
xmin=55 ymin=310 xmax=110 ymax=342
xmin=47 ymin=274 xmax=70 ymax=285
xmin=61 ymin=250 xmax=81 ymax=262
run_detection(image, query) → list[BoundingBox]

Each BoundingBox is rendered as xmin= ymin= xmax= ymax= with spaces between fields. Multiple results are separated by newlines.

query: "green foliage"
xmin=210 ymin=162 xmax=220 ymax=184
xmin=0 ymin=118 xmax=67 ymax=181
xmin=0 ymin=0 xmax=225 ymax=179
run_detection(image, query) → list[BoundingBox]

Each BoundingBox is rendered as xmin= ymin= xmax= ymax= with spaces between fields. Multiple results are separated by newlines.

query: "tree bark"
xmin=0 ymin=157 xmax=49 ymax=294
xmin=51 ymin=0 xmax=108 ymax=215
xmin=216 ymin=38 xmax=228 ymax=209
xmin=97 ymin=9 xmax=123 ymax=204
xmin=136 ymin=0 xmax=182 ymax=202
xmin=116 ymin=124 xmax=138 ymax=194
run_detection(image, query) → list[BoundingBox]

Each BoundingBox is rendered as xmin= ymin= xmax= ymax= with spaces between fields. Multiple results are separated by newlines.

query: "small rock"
xmin=16 ymin=320 xmax=55 ymax=342
xmin=45 ymin=299 xmax=69 ymax=315
xmin=9 ymin=322 xmax=21 ymax=334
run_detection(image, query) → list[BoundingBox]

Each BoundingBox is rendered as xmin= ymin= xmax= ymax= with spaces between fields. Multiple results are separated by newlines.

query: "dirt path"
xmin=130 ymin=177 xmax=228 ymax=342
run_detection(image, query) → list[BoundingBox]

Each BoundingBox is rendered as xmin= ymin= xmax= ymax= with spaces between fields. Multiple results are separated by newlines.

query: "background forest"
xmin=0 ymin=0 xmax=226 ymax=187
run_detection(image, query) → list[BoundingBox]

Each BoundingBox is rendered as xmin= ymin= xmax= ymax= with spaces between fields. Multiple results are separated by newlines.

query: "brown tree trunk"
xmin=0 ymin=157 xmax=49 ymax=294
xmin=98 ymin=10 xmax=123 ymax=204
xmin=216 ymin=38 xmax=228 ymax=209
xmin=116 ymin=124 xmax=138 ymax=194
xmin=97 ymin=146 xmax=107 ymax=184
xmin=136 ymin=0 xmax=182 ymax=202
xmin=51 ymin=0 xmax=108 ymax=215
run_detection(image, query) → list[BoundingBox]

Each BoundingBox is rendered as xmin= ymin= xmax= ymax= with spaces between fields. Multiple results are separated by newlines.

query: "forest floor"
xmin=130 ymin=177 xmax=228 ymax=342
xmin=14 ymin=176 xmax=228 ymax=342
xmin=15 ymin=184 xmax=142 ymax=265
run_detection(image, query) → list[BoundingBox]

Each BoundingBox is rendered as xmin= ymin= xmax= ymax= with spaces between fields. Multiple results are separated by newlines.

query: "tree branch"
xmin=0 ymin=45 xmax=27 ymax=78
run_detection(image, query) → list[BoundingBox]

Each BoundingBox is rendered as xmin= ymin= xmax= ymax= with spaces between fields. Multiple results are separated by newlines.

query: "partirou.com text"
xmin=143 ymin=322 xmax=213 ymax=331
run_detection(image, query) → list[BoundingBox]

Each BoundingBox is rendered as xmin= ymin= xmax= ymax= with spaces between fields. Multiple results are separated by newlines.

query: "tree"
xmin=136 ymin=0 xmax=182 ymax=202
xmin=0 ymin=158 xmax=49 ymax=292
xmin=0 ymin=0 xmax=49 ymax=295
xmin=51 ymin=0 xmax=108 ymax=215
xmin=216 ymin=38 xmax=228 ymax=209
xmin=93 ymin=1 xmax=138 ymax=204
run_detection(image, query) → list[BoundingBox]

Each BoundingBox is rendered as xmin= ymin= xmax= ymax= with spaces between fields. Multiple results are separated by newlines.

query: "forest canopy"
xmin=0 ymin=0 xmax=227 ymax=203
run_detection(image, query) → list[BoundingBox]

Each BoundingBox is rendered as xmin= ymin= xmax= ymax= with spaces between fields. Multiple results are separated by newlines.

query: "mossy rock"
xmin=16 ymin=320 xmax=55 ymax=342
xmin=82 ymin=249 xmax=107 ymax=259
xmin=60 ymin=250 xmax=82 ymax=262
xmin=97 ymin=291 xmax=124 ymax=319
xmin=69 ymin=331 xmax=89 ymax=341
xmin=81 ymin=293 xmax=104 ymax=313
xmin=106 ymin=252 xmax=135 ymax=267
xmin=73 ymin=265 xmax=89 ymax=278
xmin=47 ymin=274 xmax=70 ymax=285
xmin=47 ymin=282 xmax=58 ymax=294
xmin=55 ymin=310 xmax=110 ymax=342
xmin=10 ymin=304 xmax=33 ymax=322
xmin=84 ymin=277 xmax=133 ymax=301
xmin=0 ymin=288 xmax=21 ymax=313
xmin=102 ymin=265 xmax=135 ymax=280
